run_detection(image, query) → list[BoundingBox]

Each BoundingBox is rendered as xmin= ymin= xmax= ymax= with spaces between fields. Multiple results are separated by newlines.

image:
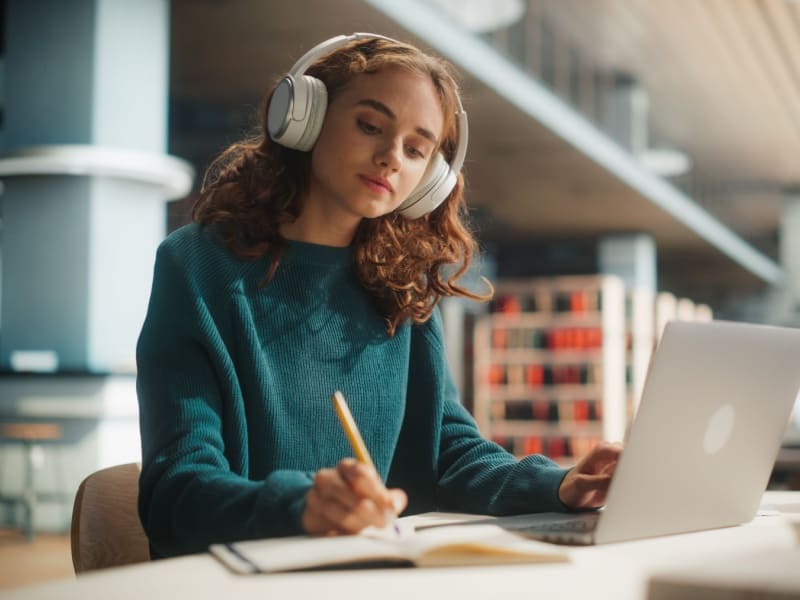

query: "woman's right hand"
xmin=302 ymin=458 xmax=407 ymax=536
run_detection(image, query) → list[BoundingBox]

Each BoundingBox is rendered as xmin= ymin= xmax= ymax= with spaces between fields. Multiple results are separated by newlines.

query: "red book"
xmin=588 ymin=328 xmax=603 ymax=348
xmin=532 ymin=400 xmax=549 ymax=421
xmin=524 ymin=436 xmax=543 ymax=455
xmin=547 ymin=437 xmax=565 ymax=459
xmin=488 ymin=364 xmax=504 ymax=386
xmin=497 ymin=295 xmax=520 ymax=314
xmin=570 ymin=290 xmax=586 ymax=313
xmin=574 ymin=400 xmax=589 ymax=421
xmin=525 ymin=364 xmax=544 ymax=387
xmin=492 ymin=328 xmax=508 ymax=349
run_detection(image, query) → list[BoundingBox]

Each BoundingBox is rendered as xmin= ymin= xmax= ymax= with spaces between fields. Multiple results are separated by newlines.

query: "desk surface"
xmin=6 ymin=492 xmax=800 ymax=600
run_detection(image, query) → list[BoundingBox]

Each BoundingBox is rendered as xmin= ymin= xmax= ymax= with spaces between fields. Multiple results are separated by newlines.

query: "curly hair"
xmin=193 ymin=35 xmax=491 ymax=335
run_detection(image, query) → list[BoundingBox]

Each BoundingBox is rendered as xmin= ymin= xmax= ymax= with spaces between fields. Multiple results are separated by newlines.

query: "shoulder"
xmin=411 ymin=306 xmax=446 ymax=352
xmin=157 ymin=223 xmax=226 ymax=263
xmin=154 ymin=223 xmax=263 ymax=294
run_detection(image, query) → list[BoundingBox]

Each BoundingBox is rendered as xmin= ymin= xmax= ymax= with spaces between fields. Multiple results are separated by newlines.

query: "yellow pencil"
xmin=331 ymin=390 xmax=402 ymax=536
xmin=331 ymin=390 xmax=377 ymax=471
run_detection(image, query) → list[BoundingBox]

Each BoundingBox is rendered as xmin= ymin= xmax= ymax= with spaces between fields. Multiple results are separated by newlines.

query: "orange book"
xmin=524 ymin=436 xmax=543 ymax=455
xmin=492 ymin=328 xmax=508 ymax=349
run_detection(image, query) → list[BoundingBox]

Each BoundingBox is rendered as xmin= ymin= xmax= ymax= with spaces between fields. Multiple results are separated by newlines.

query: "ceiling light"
xmin=638 ymin=148 xmax=692 ymax=178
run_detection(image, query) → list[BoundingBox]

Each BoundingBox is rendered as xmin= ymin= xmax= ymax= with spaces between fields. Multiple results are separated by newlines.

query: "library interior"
xmin=1 ymin=1 xmax=800 ymax=598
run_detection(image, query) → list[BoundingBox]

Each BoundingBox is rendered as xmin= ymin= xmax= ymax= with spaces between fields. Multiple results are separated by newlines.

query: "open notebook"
xmin=210 ymin=521 xmax=567 ymax=573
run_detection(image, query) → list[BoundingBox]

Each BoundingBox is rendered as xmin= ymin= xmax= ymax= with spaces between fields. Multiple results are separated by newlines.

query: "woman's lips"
xmin=359 ymin=174 xmax=393 ymax=194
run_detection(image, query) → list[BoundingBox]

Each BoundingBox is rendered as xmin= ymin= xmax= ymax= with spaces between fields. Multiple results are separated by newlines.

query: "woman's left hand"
xmin=558 ymin=441 xmax=623 ymax=510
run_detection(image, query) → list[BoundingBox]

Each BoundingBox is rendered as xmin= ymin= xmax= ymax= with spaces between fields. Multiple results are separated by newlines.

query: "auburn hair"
xmin=193 ymin=36 xmax=491 ymax=335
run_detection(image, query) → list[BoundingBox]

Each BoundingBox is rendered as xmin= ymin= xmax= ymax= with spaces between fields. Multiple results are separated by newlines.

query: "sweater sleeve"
xmin=422 ymin=310 xmax=570 ymax=515
xmin=137 ymin=239 xmax=312 ymax=558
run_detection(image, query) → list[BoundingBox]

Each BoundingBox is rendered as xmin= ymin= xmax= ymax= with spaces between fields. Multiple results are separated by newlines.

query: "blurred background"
xmin=1 ymin=0 xmax=800 ymax=587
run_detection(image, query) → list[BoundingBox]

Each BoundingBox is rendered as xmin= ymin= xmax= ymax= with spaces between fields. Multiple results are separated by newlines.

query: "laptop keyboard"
xmin=523 ymin=515 xmax=598 ymax=533
xmin=501 ymin=512 xmax=600 ymax=543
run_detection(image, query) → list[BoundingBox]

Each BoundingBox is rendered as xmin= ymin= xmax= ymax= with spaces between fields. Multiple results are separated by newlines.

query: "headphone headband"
xmin=288 ymin=32 xmax=397 ymax=77
xmin=268 ymin=33 xmax=469 ymax=218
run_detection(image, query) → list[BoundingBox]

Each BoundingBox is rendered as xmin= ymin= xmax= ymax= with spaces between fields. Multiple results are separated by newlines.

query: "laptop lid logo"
xmin=704 ymin=404 xmax=736 ymax=455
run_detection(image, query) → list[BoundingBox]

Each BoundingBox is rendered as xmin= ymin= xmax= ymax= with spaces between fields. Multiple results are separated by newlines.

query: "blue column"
xmin=1 ymin=0 xmax=187 ymax=372
xmin=597 ymin=234 xmax=657 ymax=294
xmin=767 ymin=193 xmax=800 ymax=327
xmin=779 ymin=195 xmax=800 ymax=321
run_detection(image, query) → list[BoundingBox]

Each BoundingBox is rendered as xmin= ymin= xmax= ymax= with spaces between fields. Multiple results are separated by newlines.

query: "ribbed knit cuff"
xmin=256 ymin=470 xmax=315 ymax=537
xmin=517 ymin=455 xmax=572 ymax=513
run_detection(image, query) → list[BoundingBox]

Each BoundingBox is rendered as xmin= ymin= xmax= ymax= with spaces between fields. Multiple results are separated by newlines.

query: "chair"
xmin=70 ymin=462 xmax=150 ymax=573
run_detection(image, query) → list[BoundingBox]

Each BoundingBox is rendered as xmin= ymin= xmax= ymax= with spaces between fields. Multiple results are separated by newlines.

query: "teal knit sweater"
xmin=137 ymin=224 xmax=569 ymax=557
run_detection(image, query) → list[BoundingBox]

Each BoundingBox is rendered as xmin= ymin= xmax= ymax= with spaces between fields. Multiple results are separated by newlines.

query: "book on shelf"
xmin=210 ymin=521 xmax=568 ymax=574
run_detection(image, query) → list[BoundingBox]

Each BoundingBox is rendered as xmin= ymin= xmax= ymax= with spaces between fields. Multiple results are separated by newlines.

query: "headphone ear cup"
xmin=267 ymin=75 xmax=328 ymax=151
xmin=398 ymin=153 xmax=455 ymax=219
xmin=294 ymin=76 xmax=327 ymax=151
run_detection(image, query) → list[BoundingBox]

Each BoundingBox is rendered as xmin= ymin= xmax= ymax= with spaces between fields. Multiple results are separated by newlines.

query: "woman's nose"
xmin=374 ymin=139 xmax=401 ymax=171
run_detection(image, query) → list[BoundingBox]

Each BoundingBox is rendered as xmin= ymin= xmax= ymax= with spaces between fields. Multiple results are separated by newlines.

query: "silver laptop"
xmin=500 ymin=319 xmax=800 ymax=545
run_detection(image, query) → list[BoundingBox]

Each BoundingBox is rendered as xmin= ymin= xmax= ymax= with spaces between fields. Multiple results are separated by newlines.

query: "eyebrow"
xmin=356 ymin=98 xmax=439 ymax=145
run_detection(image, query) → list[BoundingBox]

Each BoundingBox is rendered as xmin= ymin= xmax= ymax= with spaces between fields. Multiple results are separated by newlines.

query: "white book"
xmin=210 ymin=522 xmax=568 ymax=573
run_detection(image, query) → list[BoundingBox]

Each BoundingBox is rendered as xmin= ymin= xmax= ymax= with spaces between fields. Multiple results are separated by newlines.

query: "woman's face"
xmin=306 ymin=65 xmax=445 ymax=228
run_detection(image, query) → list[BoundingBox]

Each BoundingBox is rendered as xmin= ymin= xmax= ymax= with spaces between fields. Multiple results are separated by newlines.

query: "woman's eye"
xmin=358 ymin=119 xmax=380 ymax=134
xmin=405 ymin=146 xmax=425 ymax=159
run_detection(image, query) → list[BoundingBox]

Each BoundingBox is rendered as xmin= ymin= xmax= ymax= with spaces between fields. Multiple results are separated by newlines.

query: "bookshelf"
xmin=472 ymin=275 xmax=626 ymax=462
xmin=625 ymin=292 xmax=714 ymax=420
xmin=626 ymin=288 xmax=655 ymax=418
xmin=655 ymin=292 xmax=713 ymax=341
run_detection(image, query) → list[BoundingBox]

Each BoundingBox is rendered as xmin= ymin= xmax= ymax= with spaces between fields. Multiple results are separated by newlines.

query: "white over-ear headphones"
xmin=267 ymin=33 xmax=468 ymax=219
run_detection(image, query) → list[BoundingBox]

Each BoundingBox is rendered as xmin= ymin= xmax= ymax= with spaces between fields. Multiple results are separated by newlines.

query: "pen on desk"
xmin=331 ymin=390 xmax=401 ymax=535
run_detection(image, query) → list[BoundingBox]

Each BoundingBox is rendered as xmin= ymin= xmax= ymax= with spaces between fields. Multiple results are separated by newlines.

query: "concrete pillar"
xmin=778 ymin=193 xmax=800 ymax=324
xmin=0 ymin=0 xmax=189 ymax=372
xmin=0 ymin=0 xmax=192 ymax=532
xmin=598 ymin=233 xmax=656 ymax=415
xmin=764 ymin=193 xmax=800 ymax=327
xmin=441 ymin=252 xmax=496 ymax=404
xmin=779 ymin=194 xmax=800 ymax=445
xmin=597 ymin=233 xmax=656 ymax=294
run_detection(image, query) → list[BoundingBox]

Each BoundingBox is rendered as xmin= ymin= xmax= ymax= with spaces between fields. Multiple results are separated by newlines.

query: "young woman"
xmin=136 ymin=33 xmax=621 ymax=558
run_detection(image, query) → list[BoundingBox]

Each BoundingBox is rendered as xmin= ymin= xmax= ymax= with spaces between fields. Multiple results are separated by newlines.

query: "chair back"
xmin=71 ymin=462 xmax=150 ymax=573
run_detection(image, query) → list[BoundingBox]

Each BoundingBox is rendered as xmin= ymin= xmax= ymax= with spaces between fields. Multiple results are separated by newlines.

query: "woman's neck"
xmin=279 ymin=202 xmax=360 ymax=247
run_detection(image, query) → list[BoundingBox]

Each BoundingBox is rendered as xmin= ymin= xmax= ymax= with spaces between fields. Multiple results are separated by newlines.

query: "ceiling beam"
xmin=363 ymin=0 xmax=784 ymax=285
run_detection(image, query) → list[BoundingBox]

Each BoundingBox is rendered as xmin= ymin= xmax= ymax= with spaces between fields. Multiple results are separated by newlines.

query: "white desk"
xmin=6 ymin=492 xmax=800 ymax=600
